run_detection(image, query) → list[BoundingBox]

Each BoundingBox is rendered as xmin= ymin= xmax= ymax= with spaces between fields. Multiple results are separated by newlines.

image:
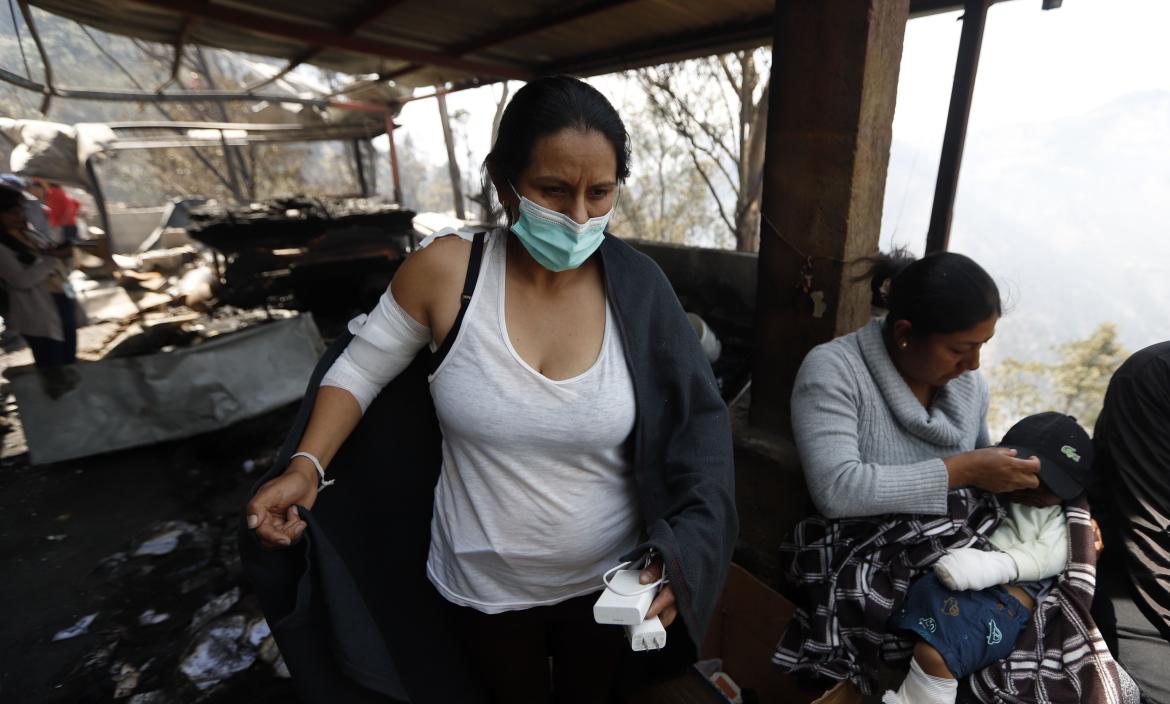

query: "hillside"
xmin=882 ymin=90 xmax=1170 ymax=364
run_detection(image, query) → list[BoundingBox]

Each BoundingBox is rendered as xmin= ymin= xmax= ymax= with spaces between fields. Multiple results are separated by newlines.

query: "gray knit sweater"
xmin=790 ymin=320 xmax=990 ymax=518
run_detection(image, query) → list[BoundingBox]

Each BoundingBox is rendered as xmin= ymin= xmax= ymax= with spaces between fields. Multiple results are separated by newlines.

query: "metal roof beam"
xmin=925 ymin=0 xmax=989 ymax=252
xmin=543 ymin=16 xmax=772 ymax=77
xmin=16 ymin=0 xmax=54 ymax=113
xmin=0 ymin=66 xmax=392 ymax=111
xmin=106 ymin=120 xmax=374 ymax=132
xmin=450 ymin=0 xmax=639 ymax=55
xmin=170 ymin=16 xmax=194 ymax=82
xmin=545 ymin=0 xmax=1010 ymax=79
xmin=128 ymin=0 xmax=531 ymax=81
xmin=387 ymin=0 xmax=638 ymax=82
xmin=245 ymin=0 xmax=408 ymax=91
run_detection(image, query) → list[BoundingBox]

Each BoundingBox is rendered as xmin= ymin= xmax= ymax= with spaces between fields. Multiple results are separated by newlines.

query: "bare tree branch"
xmin=639 ymin=72 xmax=738 ymax=168
xmin=689 ymin=151 xmax=735 ymax=237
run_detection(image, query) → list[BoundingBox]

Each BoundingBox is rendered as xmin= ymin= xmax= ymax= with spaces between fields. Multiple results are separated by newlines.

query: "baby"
xmin=883 ymin=412 xmax=1094 ymax=704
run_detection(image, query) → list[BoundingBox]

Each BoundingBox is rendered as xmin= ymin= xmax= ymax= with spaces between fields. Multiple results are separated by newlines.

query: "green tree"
xmin=987 ymin=323 xmax=1127 ymax=438
xmin=1049 ymin=323 xmax=1128 ymax=429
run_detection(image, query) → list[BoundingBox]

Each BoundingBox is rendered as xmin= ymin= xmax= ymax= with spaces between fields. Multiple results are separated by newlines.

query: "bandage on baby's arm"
xmin=320 ymin=287 xmax=430 ymax=413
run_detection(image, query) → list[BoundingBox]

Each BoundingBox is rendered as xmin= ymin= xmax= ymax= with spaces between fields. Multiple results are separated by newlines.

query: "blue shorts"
xmin=888 ymin=573 xmax=1033 ymax=678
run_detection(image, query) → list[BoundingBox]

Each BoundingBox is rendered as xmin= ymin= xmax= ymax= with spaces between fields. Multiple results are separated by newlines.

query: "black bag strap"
xmin=428 ymin=231 xmax=486 ymax=375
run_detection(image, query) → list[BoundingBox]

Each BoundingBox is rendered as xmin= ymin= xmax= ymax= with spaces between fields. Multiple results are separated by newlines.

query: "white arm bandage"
xmin=320 ymin=286 xmax=431 ymax=413
xmin=933 ymin=548 xmax=1018 ymax=591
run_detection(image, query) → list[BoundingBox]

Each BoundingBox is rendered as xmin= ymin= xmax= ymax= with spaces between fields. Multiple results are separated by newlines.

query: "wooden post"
xmin=750 ymin=0 xmax=910 ymax=432
xmin=437 ymin=92 xmax=466 ymax=220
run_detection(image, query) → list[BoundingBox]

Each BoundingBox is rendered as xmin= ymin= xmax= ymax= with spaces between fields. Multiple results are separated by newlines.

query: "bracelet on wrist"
xmin=291 ymin=451 xmax=335 ymax=491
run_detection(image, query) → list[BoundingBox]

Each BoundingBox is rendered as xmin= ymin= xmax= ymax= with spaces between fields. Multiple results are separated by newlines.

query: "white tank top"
xmin=425 ymin=230 xmax=640 ymax=613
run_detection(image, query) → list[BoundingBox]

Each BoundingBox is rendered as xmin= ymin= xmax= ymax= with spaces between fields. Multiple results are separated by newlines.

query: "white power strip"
xmin=593 ymin=569 xmax=655 ymax=625
xmin=626 ymin=615 xmax=667 ymax=651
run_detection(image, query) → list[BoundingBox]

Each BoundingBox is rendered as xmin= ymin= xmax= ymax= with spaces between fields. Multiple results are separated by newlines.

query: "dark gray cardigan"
xmin=240 ymin=233 xmax=737 ymax=703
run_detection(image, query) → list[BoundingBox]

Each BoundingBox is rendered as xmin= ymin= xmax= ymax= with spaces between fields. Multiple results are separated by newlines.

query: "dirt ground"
xmin=0 ymin=372 xmax=301 ymax=702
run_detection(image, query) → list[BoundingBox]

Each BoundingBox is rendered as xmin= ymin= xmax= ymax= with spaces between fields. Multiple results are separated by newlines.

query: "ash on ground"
xmin=0 ymin=398 xmax=300 ymax=703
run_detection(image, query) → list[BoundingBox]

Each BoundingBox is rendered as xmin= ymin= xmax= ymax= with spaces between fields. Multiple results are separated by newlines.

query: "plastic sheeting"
xmin=0 ymin=118 xmax=116 ymax=187
xmin=10 ymin=314 xmax=324 ymax=465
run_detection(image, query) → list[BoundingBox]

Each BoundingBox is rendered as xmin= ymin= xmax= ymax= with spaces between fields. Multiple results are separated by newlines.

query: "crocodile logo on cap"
xmin=1061 ymin=445 xmax=1081 ymax=462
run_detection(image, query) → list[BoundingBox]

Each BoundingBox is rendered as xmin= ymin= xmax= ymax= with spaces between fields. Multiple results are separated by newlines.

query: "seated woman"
xmin=791 ymin=251 xmax=1039 ymax=519
xmin=775 ymin=252 xmax=1043 ymax=689
xmin=777 ymin=252 xmax=1131 ymax=703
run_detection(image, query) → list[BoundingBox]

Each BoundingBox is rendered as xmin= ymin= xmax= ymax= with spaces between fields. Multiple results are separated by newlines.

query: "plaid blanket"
xmin=773 ymin=492 xmax=1125 ymax=703
xmin=969 ymin=499 xmax=1124 ymax=703
xmin=772 ymin=488 xmax=1002 ymax=693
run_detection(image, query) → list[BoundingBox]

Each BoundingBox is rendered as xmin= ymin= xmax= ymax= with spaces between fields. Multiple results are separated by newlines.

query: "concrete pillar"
xmin=750 ymin=0 xmax=909 ymax=432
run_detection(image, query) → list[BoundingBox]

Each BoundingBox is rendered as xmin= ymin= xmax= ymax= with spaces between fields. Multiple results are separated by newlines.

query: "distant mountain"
xmin=881 ymin=90 xmax=1170 ymax=365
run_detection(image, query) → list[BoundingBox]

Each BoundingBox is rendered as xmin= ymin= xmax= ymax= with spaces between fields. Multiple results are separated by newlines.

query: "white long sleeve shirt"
xmin=990 ymin=503 xmax=1068 ymax=582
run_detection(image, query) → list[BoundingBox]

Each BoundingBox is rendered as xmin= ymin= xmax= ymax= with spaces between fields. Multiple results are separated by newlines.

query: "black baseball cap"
xmin=999 ymin=412 xmax=1094 ymax=500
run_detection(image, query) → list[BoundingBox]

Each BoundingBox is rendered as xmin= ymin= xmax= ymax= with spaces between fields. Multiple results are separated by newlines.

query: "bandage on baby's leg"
xmin=882 ymin=650 xmax=958 ymax=704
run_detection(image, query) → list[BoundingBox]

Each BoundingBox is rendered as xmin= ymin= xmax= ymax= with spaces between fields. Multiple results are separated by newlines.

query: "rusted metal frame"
xmin=385 ymin=114 xmax=403 ymax=205
xmin=107 ymin=120 xmax=326 ymax=131
xmin=84 ymin=156 xmax=110 ymax=238
xmin=107 ymin=133 xmax=374 ymax=149
xmin=65 ymin=27 xmax=243 ymax=198
xmin=436 ymin=91 xmax=466 ymax=219
xmin=353 ymin=138 xmax=370 ymax=197
xmin=909 ymin=0 xmax=977 ymax=16
xmin=155 ymin=15 xmax=196 ymax=92
xmin=386 ymin=0 xmax=638 ymax=82
xmin=245 ymin=0 xmax=409 ymax=92
xmin=15 ymin=0 xmax=54 ymax=113
xmin=243 ymin=47 xmax=320 ymax=92
xmin=541 ymin=0 xmax=1000 ymax=77
xmin=194 ymin=45 xmax=256 ymax=200
xmin=394 ymin=79 xmax=496 ymax=107
xmin=219 ymin=129 xmax=246 ymax=201
xmin=924 ymin=0 xmax=989 ymax=253
xmin=542 ymin=16 xmax=772 ymax=77
xmin=0 ymin=66 xmax=395 ymax=111
xmin=128 ymin=0 xmax=531 ymax=81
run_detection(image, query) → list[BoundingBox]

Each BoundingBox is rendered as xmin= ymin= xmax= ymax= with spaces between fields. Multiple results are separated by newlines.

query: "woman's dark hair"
xmin=856 ymin=249 xmax=1001 ymax=336
xmin=853 ymin=247 xmax=916 ymax=308
xmin=483 ymin=76 xmax=630 ymax=220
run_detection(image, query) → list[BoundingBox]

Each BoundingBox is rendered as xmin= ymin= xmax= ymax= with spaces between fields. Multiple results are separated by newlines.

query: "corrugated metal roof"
xmin=28 ymin=0 xmax=973 ymax=92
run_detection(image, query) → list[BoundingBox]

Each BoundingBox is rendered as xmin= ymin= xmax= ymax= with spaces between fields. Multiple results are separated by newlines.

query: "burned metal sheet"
xmin=186 ymin=197 xmax=415 ymax=314
xmin=9 ymin=314 xmax=324 ymax=465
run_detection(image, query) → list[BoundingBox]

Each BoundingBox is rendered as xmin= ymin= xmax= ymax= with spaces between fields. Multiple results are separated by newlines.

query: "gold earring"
xmin=899 ymin=341 xmax=908 ymax=349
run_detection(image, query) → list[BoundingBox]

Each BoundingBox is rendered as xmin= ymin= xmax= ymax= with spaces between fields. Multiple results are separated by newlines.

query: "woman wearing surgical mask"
xmin=245 ymin=76 xmax=736 ymax=703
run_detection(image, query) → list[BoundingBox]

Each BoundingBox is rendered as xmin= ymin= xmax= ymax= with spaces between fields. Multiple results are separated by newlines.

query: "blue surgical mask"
xmin=508 ymin=183 xmax=616 ymax=272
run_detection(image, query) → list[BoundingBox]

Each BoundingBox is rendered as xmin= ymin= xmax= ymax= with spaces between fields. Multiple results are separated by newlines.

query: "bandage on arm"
xmin=320 ymin=287 xmax=431 ymax=414
xmin=933 ymin=548 xmax=1018 ymax=592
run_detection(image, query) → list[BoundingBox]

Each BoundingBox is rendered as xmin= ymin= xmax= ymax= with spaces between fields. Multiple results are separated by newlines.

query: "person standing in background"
xmin=0 ymin=186 xmax=81 ymax=398
xmin=40 ymin=181 xmax=82 ymax=243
